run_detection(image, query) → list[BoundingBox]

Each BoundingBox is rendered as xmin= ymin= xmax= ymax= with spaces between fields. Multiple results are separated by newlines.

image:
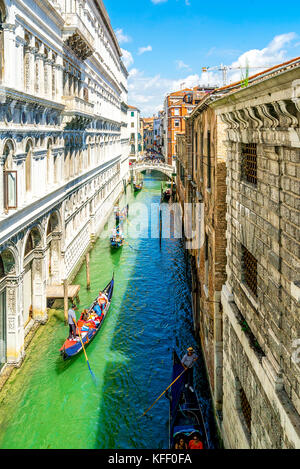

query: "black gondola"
xmin=133 ymin=181 xmax=143 ymax=192
xmin=168 ymin=350 xmax=209 ymax=449
xmin=59 ymin=276 xmax=114 ymax=359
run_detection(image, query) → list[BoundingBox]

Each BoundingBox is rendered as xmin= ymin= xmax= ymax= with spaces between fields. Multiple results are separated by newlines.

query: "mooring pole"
xmin=86 ymin=252 xmax=91 ymax=290
xmin=63 ymin=279 xmax=68 ymax=323
xmin=159 ymin=208 xmax=162 ymax=249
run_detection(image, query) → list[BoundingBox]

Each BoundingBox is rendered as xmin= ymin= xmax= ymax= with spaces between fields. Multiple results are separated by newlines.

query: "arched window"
xmin=87 ymin=138 xmax=91 ymax=168
xmin=3 ymin=141 xmax=17 ymax=211
xmin=25 ymin=141 xmax=32 ymax=193
xmin=46 ymin=139 xmax=52 ymax=185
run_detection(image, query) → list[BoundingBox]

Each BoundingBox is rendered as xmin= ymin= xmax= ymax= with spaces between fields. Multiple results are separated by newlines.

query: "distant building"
xmin=128 ymin=105 xmax=141 ymax=164
xmin=142 ymin=117 xmax=155 ymax=152
xmin=163 ymin=87 xmax=215 ymax=166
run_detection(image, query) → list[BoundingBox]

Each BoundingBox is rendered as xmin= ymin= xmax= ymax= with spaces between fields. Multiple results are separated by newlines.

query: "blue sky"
xmin=104 ymin=0 xmax=300 ymax=116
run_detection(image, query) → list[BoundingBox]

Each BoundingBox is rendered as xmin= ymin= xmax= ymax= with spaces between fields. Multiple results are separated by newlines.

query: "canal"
xmin=0 ymin=173 xmax=219 ymax=449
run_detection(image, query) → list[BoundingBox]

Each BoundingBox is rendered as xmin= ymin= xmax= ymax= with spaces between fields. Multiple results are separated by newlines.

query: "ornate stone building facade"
xmin=176 ymin=58 xmax=300 ymax=448
xmin=212 ymin=59 xmax=300 ymax=448
xmin=0 ymin=0 xmax=130 ymax=369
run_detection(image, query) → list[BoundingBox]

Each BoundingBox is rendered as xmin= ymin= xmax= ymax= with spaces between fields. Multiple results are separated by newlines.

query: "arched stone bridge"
xmin=130 ymin=161 xmax=175 ymax=179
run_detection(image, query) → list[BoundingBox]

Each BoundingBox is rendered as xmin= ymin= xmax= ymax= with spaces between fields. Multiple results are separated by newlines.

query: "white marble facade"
xmin=0 ymin=0 xmax=130 ymax=367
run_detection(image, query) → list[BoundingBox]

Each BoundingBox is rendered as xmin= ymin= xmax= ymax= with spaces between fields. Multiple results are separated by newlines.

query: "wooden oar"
xmin=140 ymin=368 xmax=187 ymax=418
xmin=73 ymin=318 xmax=96 ymax=381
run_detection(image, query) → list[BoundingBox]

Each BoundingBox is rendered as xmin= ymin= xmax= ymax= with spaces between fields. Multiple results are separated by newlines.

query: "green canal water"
xmin=0 ymin=173 xmax=218 ymax=449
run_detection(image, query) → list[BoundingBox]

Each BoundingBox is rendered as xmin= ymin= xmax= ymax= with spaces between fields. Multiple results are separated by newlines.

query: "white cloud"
xmin=121 ymin=48 xmax=134 ymax=68
xmin=226 ymin=32 xmax=298 ymax=83
xmin=115 ymin=28 xmax=131 ymax=44
xmin=175 ymin=60 xmax=192 ymax=71
xmin=151 ymin=0 xmax=168 ymax=4
xmin=127 ymin=32 xmax=299 ymax=116
xmin=138 ymin=45 xmax=153 ymax=55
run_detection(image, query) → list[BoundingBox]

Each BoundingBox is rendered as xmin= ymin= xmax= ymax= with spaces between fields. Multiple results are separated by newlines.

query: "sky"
xmin=104 ymin=0 xmax=300 ymax=117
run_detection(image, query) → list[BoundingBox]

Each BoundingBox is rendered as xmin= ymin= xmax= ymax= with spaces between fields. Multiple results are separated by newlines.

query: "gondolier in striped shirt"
xmin=68 ymin=304 xmax=78 ymax=340
xmin=181 ymin=347 xmax=198 ymax=393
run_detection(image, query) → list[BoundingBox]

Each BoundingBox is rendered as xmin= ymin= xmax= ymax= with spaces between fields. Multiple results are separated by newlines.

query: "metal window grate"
xmin=240 ymin=387 xmax=252 ymax=433
xmin=242 ymin=143 xmax=257 ymax=185
xmin=242 ymin=245 xmax=257 ymax=297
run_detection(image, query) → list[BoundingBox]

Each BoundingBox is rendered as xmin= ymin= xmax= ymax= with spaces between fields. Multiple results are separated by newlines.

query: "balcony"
xmin=63 ymin=96 xmax=94 ymax=117
xmin=63 ymin=14 xmax=95 ymax=61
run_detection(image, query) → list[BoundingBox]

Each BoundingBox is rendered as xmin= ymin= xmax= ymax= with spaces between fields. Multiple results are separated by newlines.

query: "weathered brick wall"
xmin=185 ymin=102 xmax=227 ymax=418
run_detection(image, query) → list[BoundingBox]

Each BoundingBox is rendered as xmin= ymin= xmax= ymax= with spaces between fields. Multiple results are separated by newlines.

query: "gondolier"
xmin=181 ymin=347 xmax=198 ymax=393
xmin=68 ymin=304 xmax=78 ymax=340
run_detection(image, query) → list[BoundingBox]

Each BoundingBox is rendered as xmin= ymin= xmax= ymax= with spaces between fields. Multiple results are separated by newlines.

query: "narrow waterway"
xmin=0 ymin=173 xmax=219 ymax=449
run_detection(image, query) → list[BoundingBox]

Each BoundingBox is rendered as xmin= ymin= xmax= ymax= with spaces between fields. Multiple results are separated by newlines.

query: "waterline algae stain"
xmin=0 ymin=173 xmax=217 ymax=449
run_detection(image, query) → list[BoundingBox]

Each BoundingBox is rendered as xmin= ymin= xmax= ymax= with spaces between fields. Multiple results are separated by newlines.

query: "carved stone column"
xmin=5 ymin=275 xmax=24 ymax=365
xmin=31 ymin=250 xmax=47 ymax=323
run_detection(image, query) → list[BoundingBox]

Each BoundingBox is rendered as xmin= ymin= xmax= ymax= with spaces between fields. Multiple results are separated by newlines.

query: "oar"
xmin=124 ymin=241 xmax=138 ymax=251
xmin=73 ymin=318 xmax=96 ymax=382
xmin=140 ymin=368 xmax=187 ymax=418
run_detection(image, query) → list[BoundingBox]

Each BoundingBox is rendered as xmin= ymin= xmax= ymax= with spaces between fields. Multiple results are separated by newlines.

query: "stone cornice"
xmin=211 ymin=64 xmax=300 ymax=111
xmin=92 ymin=0 xmax=122 ymax=58
xmin=0 ymin=86 xmax=65 ymax=111
xmin=19 ymin=0 xmax=65 ymax=28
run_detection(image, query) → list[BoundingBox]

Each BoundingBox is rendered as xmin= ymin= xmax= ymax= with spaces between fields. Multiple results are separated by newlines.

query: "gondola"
xmin=168 ymin=350 xmax=209 ymax=449
xmin=59 ymin=276 xmax=114 ymax=360
xmin=133 ymin=181 xmax=143 ymax=192
xmin=161 ymin=181 xmax=175 ymax=203
xmin=162 ymin=187 xmax=171 ymax=202
xmin=110 ymin=228 xmax=125 ymax=248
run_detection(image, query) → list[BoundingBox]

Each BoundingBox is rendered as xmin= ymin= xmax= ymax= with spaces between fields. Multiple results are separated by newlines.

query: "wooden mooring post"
xmin=159 ymin=207 xmax=162 ymax=249
xmin=86 ymin=253 xmax=91 ymax=290
xmin=63 ymin=279 xmax=68 ymax=323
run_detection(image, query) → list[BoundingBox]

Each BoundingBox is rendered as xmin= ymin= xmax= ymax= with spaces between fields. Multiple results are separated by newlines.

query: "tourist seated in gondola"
xmin=174 ymin=436 xmax=188 ymax=450
xmin=98 ymin=290 xmax=108 ymax=312
xmin=80 ymin=309 xmax=89 ymax=322
xmin=188 ymin=433 xmax=203 ymax=450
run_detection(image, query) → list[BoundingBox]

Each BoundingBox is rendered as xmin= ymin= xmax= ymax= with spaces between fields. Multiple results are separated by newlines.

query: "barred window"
xmin=240 ymin=387 xmax=252 ymax=434
xmin=207 ymin=131 xmax=211 ymax=189
xmin=242 ymin=143 xmax=257 ymax=185
xmin=242 ymin=245 xmax=257 ymax=297
xmin=200 ymin=132 xmax=204 ymax=179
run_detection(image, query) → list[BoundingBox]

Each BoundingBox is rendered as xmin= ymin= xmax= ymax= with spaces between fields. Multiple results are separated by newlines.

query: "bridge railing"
xmin=131 ymin=162 xmax=174 ymax=171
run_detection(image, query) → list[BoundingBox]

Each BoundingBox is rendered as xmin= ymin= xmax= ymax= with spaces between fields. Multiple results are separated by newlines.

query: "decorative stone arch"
xmin=22 ymin=224 xmax=46 ymax=325
xmin=132 ymin=165 xmax=173 ymax=180
xmin=2 ymin=138 xmax=16 ymax=166
xmin=0 ymin=247 xmax=17 ymax=279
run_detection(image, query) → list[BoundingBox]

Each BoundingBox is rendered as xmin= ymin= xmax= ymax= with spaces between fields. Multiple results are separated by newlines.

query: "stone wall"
xmin=213 ymin=65 xmax=300 ymax=448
